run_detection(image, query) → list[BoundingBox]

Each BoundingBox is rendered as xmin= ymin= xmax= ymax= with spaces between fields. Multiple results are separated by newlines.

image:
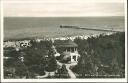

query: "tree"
xmin=20 ymin=40 xmax=53 ymax=77
xmin=55 ymin=64 xmax=70 ymax=78
xmin=72 ymin=32 xmax=125 ymax=78
xmin=14 ymin=61 xmax=28 ymax=78
xmin=45 ymin=55 xmax=57 ymax=72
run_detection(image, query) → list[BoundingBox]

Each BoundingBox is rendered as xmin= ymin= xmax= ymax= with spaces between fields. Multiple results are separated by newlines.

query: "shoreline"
xmin=3 ymin=32 xmax=116 ymax=48
xmin=4 ymin=32 xmax=116 ymax=42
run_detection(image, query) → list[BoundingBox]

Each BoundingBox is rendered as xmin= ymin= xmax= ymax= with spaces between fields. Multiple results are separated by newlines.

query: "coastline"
xmin=3 ymin=32 xmax=116 ymax=48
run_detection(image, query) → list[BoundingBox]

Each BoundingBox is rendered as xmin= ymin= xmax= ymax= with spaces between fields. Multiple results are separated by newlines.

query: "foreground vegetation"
xmin=4 ymin=40 xmax=58 ymax=78
xmin=4 ymin=32 xmax=125 ymax=78
xmin=72 ymin=32 xmax=125 ymax=78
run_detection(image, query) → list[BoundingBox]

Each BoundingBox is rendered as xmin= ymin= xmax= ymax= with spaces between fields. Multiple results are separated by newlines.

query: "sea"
xmin=4 ymin=16 xmax=125 ymax=41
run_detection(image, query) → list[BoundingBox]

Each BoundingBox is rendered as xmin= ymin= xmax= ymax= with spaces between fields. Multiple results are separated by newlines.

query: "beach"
xmin=4 ymin=17 xmax=124 ymax=41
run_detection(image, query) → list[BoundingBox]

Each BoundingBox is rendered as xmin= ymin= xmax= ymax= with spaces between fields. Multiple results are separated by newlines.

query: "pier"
xmin=60 ymin=25 xmax=123 ymax=32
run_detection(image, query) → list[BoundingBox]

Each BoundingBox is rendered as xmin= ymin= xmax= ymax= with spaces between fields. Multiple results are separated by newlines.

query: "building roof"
xmin=54 ymin=39 xmax=78 ymax=47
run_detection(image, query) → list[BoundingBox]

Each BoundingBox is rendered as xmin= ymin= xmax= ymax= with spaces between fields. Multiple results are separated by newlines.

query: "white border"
xmin=1 ymin=0 xmax=127 ymax=82
xmin=1 ymin=0 xmax=4 ymax=82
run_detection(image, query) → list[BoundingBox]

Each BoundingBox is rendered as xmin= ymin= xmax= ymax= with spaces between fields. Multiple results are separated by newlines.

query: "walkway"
xmin=35 ymin=71 xmax=49 ymax=79
xmin=56 ymin=60 xmax=77 ymax=78
xmin=36 ymin=60 xmax=77 ymax=79
xmin=65 ymin=63 xmax=77 ymax=79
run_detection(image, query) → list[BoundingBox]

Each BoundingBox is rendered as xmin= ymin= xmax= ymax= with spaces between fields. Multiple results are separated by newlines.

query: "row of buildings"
xmin=35 ymin=32 xmax=114 ymax=42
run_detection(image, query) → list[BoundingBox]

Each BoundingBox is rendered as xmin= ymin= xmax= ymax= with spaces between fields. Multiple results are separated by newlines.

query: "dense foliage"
xmin=4 ymin=40 xmax=57 ymax=78
xmin=4 ymin=32 xmax=125 ymax=78
xmin=4 ymin=48 xmax=29 ymax=78
xmin=72 ymin=32 xmax=125 ymax=78
xmin=54 ymin=64 xmax=70 ymax=78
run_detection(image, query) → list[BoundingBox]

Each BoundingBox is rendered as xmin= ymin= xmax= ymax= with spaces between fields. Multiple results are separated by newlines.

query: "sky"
xmin=3 ymin=0 xmax=125 ymax=17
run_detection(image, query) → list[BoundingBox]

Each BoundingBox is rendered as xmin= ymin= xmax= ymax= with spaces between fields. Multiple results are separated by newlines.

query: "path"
xmin=36 ymin=60 xmax=77 ymax=79
xmin=35 ymin=60 xmax=62 ymax=79
xmin=56 ymin=60 xmax=77 ymax=78
xmin=65 ymin=63 xmax=77 ymax=79
xmin=35 ymin=71 xmax=49 ymax=79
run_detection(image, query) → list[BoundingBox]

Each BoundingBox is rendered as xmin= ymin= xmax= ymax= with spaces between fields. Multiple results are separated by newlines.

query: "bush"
xmin=45 ymin=56 xmax=57 ymax=72
xmin=73 ymin=32 xmax=125 ymax=78
xmin=55 ymin=65 xmax=70 ymax=78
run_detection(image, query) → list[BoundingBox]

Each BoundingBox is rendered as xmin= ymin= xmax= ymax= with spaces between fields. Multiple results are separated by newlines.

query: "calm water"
xmin=4 ymin=17 xmax=125 ymax=40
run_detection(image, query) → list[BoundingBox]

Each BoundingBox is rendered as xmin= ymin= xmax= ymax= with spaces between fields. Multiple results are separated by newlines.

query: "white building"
xmin=4 ymin=40 xmax=31 ymax=48
xmin=54 ymin=40 xmax=80 ymax=63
